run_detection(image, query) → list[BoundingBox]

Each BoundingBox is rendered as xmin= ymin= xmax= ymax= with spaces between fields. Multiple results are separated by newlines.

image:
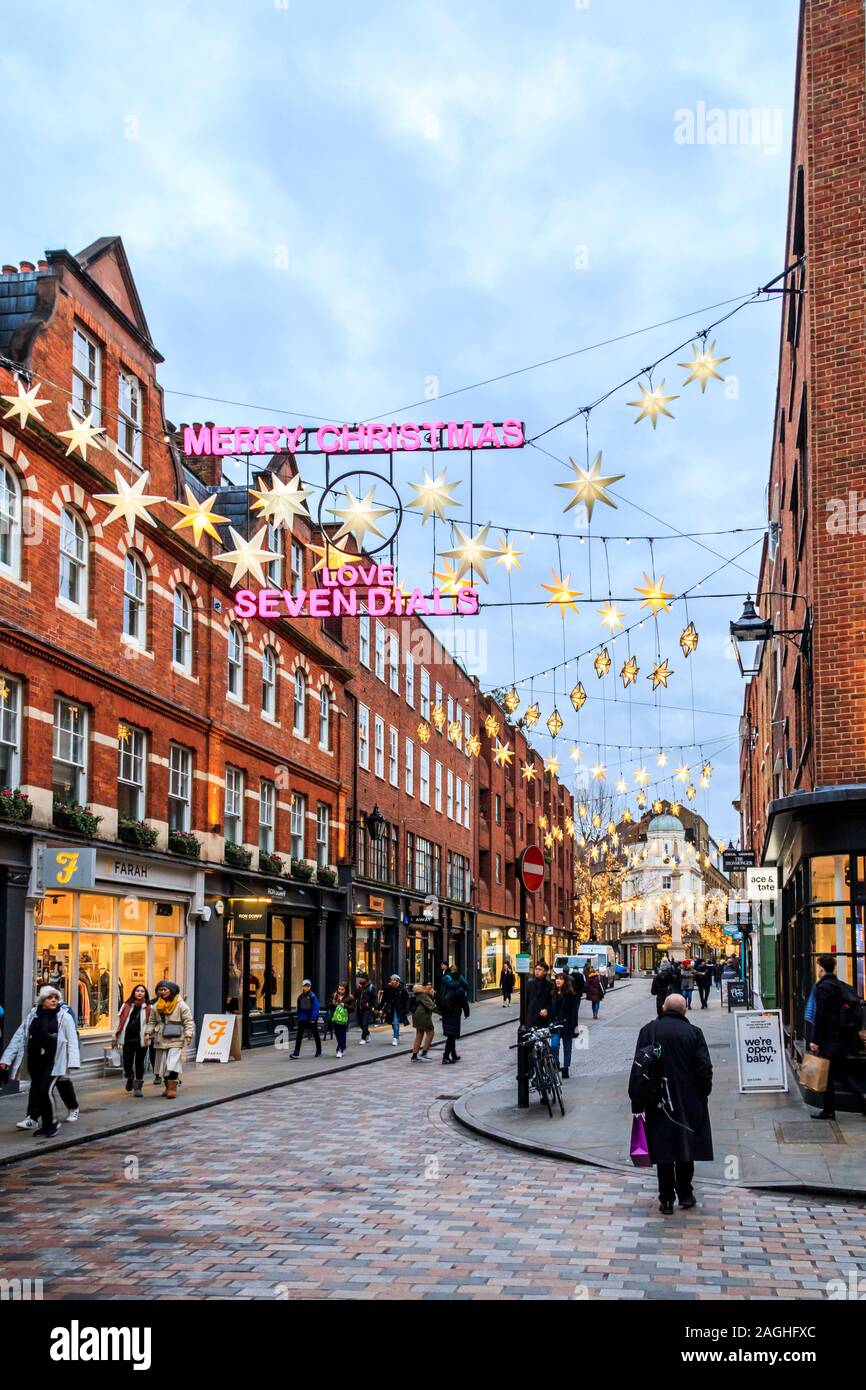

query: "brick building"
xmin=737 ymin=0 xmax=866 ymax=1076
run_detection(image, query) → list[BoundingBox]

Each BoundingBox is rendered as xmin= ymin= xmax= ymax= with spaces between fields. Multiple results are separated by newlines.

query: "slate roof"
xmin=0 ymin=267 xmax=50 ymax=352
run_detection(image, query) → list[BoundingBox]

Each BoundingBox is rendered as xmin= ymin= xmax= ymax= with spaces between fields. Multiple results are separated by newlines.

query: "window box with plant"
xmin=259 ymin=850 xmax=284 ymax=876
xmin=118 ymin=817 xmax=158 ymax=849
xmin=53 ymin=796 xmax=102 ymax=837
xmin=290 ymin=858 xmax=314 ymax=882
xmin=0 ymin=788 xmax=32 ymax=823
xmin=168 ymin=829 xmax=201 ymax=858
xmin=316 ymin=865 xmax=337 ymax=887
xmin=224 ymin=841 xmax=252 ymax=869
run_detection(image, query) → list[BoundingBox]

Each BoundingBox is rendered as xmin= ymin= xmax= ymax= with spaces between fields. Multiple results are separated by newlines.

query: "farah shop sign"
xmin=183 ymin=419 xmax=526 ymax=457
xmin=234 ymin=561 xmax=479 ymax=620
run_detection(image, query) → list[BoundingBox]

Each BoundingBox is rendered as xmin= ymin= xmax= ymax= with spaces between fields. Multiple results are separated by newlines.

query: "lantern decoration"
xmin=553 ymin=825 xmax=564 ymax=842
xmin=407 ymin=467 xmax=461 ymax=524
xmin=652 ymin=799 xmax=663 ymax=814
xmin=592 ymin=813 xmax=602 ymax=829
xmin=670 ymin=801 xmax=681 ymax=816
xmin=565 ymin=815 xmax=575 ymax=837
xmin=448 ymin=720 xmax=463 ymax=747
xmin=686 ymin=783 xmax=697 ymax=801
xmin=546 ymin=707 xmax=564 ymax=737
xmin=418 ymin=721 xmax=431 ymax=744
xmin=484 ymin=714 xmax=500 ymax=739
xmin=544 ymin=754 xmax=560 ymax=775
xmin=634 ymin=767 xmax=649 ymax=786
xmin=636 ymin=791 xmax=647 ymax=808
xmin=578 ymin=802 xmax=589 ymax=817
xmin=539 ymin=814 xmax=549 ymax=831
xmin=702 ymin=762 xmax=714 ymax=780
xmin=657 ymin=752 xmax=667 ymax=767
xmin=117 ymin=722 xmax=131 ymax=743
xmin=439 ymin=522 xmax=498 ymax=582
xmin=1 ymin=379 xmax=50 ymax=429
xmin=431 ymin=704 xmax=446 ymax=731
xmin=503 ymin=687 xmax=521 ymax=714
xmin=635 ymin=574 xmax=674 ymax=615
xmin=466 ymin=733 xmax=481 ymax=757
xmin=598 ymin=603 xmax=625 ymax=633
xmin=496 ymin=536 xmax=524 ymax=572
xmin=616 ymin=777 xmax=628 ymax=794
xmin=570 ymin=681 xmax=587 ymax=711
xmin=648 ymin=658 xmax=673 ymax=690
xmin=570 ymin=744 xmax=583 ymax=762
xmin=544 ymin=832 xmax=554 ymax=849
xmin=523 ymin=702 xmax=540 ymax=728
xmin=541 ymin=570 xmax=582 ymax=614
xmin=675 ymin=764 xmax=689 ymax=782
xmin=622 ymin=808 xmax=633 ymax=824
xmin=594 ymin=647 xmax=612 ymax=678
xmin=620 ymin=656 xmax=639 ymax=688
xmin=679 ymin=621 xmax=699 ymax=657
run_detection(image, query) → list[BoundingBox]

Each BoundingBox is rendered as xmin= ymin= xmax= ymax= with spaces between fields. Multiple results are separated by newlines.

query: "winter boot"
xmin=133 ymin=1080 xmax=143 ymax=1098
xmin=163 ymin=1078 xmax=178 ymax=1099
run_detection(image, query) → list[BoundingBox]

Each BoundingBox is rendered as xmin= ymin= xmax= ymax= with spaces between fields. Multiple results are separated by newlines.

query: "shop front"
xmin=349 ymin=889 xmax=401 ymax=987
xmin=405 ymin=912 xmax=440 ymax=986
xmin=477 ymin=915 xmax=521 ymax=991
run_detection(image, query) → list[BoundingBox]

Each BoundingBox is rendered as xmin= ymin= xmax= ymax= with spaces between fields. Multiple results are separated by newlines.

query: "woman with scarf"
xmin=143 ymin=980 xmax=194 ymax=1098
xmin=114 ymin=984 xmax=152 ymax=1097
xmin=0 ymin=985 xmax=80 ymax=1137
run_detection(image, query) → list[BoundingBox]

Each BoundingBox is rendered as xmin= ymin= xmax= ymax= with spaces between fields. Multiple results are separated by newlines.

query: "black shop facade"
xmin=348 ymin=883 xmax=476 ymax=998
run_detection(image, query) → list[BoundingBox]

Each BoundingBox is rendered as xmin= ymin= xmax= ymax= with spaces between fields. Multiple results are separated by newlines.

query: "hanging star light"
xmin=634 ymin=767 xmax=650 ymax=786
xmin=554 ymin=825 xmax=564 ymax=843
xmin=555 ymin=452 xmax=624 ymax=520
xmin=214 ymin=525 xmax=281 ymax=586
xmin=699 ymin=774 xmax=710 ymax=790
xmin=539 ymin=814 xmax=549 ymax=831
xmin=569 ymin=744 xmax=583 ymax=762
xmin=523 ymin=702 xmax=540 ymax=728
xmin=169 ymin=484 xmax=231 ymax=545
xmin=590 ymin=844 xmax=600 ymax=862
xmin=657 ymin=751 xmax=668 ymax=767
xmin=565 ymin=815 xmax=575 ymax=836
xmin=627 ymin=379 xmax=679 ymax=428
xmin=432 ymin=559 xmax=474 ymax=597
xmin=521 ymin=761 xmax=536 ymax=782
xmin=675 ymin=764 xmax=689 ymax=783
xmin=117 ymin=722 xmax=131 ymax=743
xmin=685 ymin=783 xmax=697 ymax=801
xmin=1 ymin=379 xmax=50 ymax=429
xmin=679 ymin=621 xmax=699 ymax=657
xmin=635 ymin=574 xmax=674 ymax=615
xmin=541 ymin=570 xmax=582 ymax=615
xmin=678 ymin=339 xmax=730 ymax=393
xmin=592 ymin=813 xmax=602 ymax=829
xmin=592 ymin=762 xmax=606 ymax=781
xmin=484 ymin=714 xmax=500 ymax=740
xmin=448 ymin=720 xmax=463 ymax=746
xmin=406 ymin=467 xmax=461 ymax=524
xmin=94 ymin=469 xmax=163 ymax=534
xmin=606 ymin=821 xmax=616 ymax=836
xmin=544 ymin=831 xmax=554 ymax=849
xmin=594 ymin=647 xmax=612 ymax=678
xmin=622 ymin=808 xmax=633 ymax=824
xmin=466 ymin=733 xmax=481 ymax=757
xmin=503 ymin=687 xmax=521 ymax=714
xmin=578 ymin=803 xmax=589 ymax=817
xmin=648 ymin=658 xmax=673 ymax=690
xmin=545 ymin=754 xmax=560 ymax=775
xmin=250 ymin=473 xmax=312 ymax=531
xmin=495 ymin=535 xmax=523 ymax=572
xmin=546 ymin=707 xmax=564 ymax=737
xmin=494 ymin=740 xmax=513 ymax=767
xmin=308 ymin=537 xmax=358 ymax=574
xmin=616 ymin=776 xmax=628 ymax=794
xmin=0 ymin=679 xmax=8 ymax=702
xmin=670 ymin=801 xmax=681 ymax=816
xmin=418 ymin=721 xmax=432 ymax=744
xmin=440 ymin=522 xmax=498 ymax=582
xmin=598 ymin=603 xmax=625 ymax=633
xmin=636 ymin=791 xmax=648 ymax=808
xmin=702 ymin=762 xmax=714 ymax=780
xmin=431 ymin=704 xmax=446 ymax=731
xmin=718 ymin=840 xmax=726 ymax=854
xmin=620 ymin=656 xmax=639 ymax=688
xmin=58 ymin=406 xmax=106 ymax=461
xmin=652 ymin=799 xmax=663 ymax=815
xmin=569 ymin=681 xmax=587 ymax=712
xmin=329 ymin=485 xmax=392 ymax=548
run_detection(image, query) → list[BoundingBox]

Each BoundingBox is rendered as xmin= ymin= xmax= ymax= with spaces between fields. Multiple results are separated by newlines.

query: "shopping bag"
xmin=799 ymin=1052 xmax=830 ymax=1094
xmin=629 ymin=1113 xmax=653 ymax=1167
xmin=105 ymin=1047 xmax=122 ymax=1070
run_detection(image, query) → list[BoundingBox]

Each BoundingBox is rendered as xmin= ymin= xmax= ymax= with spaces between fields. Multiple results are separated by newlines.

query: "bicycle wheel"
xmin=534 ymin=1052 xmax=553 ymax=1117
xmin=541 ymin=1053 xmax=563 ymax=1116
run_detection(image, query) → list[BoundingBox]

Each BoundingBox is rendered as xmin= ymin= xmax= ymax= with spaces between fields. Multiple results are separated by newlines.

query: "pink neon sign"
xmin=183 ymin=419 xmax=525 ymax=457
xmin=233 ymin=563 xmax=479 ymax=620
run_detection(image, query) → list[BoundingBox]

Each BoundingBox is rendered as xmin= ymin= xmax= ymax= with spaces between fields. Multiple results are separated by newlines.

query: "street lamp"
xmin=363 ymin=804 xmax=387 ymax=842
xmin=729 ymin=595 xmax=772 ymax=678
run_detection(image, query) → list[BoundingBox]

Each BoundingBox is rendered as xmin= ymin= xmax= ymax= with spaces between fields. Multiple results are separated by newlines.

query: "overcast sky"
xmin=1 ymin=0 xmax=799 ymax=842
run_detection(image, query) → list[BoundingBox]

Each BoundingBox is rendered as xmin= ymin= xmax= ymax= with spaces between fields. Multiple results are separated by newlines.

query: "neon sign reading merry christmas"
xmin=233 ymin=562 xmax=479 ymax=619
xmin=183 ymin=419 xmax=525 ymax=456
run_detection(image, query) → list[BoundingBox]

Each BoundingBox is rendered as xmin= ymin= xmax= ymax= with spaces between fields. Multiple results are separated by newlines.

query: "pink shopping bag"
xmin=629 ymin=1113 xmax=653 ymax=1167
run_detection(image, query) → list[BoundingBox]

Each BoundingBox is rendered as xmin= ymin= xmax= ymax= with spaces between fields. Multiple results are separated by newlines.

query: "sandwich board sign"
xmin=734 ymin=1009 xmax=788 ymax=1093
xmin=196 ymin=1014 xmax=242 ymax=1063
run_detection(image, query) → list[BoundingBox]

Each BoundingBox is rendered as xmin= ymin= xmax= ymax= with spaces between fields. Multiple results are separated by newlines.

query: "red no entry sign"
xmin=517 ymin=845 xmax=545 ymax=894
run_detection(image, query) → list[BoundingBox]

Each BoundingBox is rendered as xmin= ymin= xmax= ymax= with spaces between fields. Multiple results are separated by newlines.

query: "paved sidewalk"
xmin=454 ymin=981 xmax=866 ymax=1196
xmin=0 ymin=994 xmax=516 ymax=1166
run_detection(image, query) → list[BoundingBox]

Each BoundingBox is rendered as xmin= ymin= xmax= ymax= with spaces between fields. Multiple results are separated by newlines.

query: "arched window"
xmin=172 ymin=586 xmax=193 ymax=670
xmin=319 ymin=685 xmax=331 ymax=750
xmin=262 ymin=646 xmax=277 ymax=717
xmin=122 ymin=551 xmax=147 ymax=644
xmin=59 ymin=506 xmax=88 ymax=611
xmin=227 ymin=624 xmax=245 ymax=699
xmin=293 ymin=669 xmax=306 ymax=737
xmin=0 ymin=461 xmax=22 ymax=578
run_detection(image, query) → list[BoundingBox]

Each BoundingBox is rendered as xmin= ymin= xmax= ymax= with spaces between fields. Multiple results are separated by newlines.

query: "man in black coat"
xmin=525 ymin=962 xmax=553 ymax=1027
xmin=629 ymin=993 xmax=713 ymax=1215
xmin=693 ymin=960 xmax=711 ymax=1009
xmin=809 ymin=954 xmax=866 ymax=1120
xmin=570 ymin=966 xmax=586 ymax=1028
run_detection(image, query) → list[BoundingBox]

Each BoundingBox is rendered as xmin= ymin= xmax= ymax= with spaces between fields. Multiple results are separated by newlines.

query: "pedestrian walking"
xmin=115 ymin=984 xmax=152 ymax=1096
xmin=500 ymin=960 xmax=516 ymax=1007
xmin=143 ymin=981 xmax=194 ymax=1098
xmin=693 ymin=959 xmax=711 ymax=1009
xmin=329 ymin=982 xmax=354 ymax=1058
xmin=410 ymin=982 xmax=438 ymax=1061
xmin=680 ymin=961 xmax=695 ymax=1011
xmin=439 ymin=973 xmax=470 ymax=1064
xmin=525 ymin=961 xmax=553 ymax=1027
xmin=584 ymin=965 xmax=606 ymax=1020
xmin=570 ymin=965 xmax=586 ymax=1029
xmin=379 ymin=975 xmax=410 ymax=1046
xmin=629 ymin=993 xmax=714 ymax=1215
xmin=808 ymin=954 xmax=866 ymax=1120
xmin=0 ymin=986 xmax=80 ymax=1137
xmin=290 ymin=979 xmax=322 ymax=1058
xmin=651 ymin=960 xmax=677 ymax=1017
xmin=549 ymin=971 xmax=578 ymax=1077
xmin=712 ymin=960 xmax=723 ymax=995
xmin=355 ymin=974 xmax=376 ymax=1045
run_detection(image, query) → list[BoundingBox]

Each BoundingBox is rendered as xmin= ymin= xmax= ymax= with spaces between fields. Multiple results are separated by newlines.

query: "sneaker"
xmin=35 ymin=1123 xmax=61 ymax=1138
xmin=679 ymin=1195 xmax=697 ymax=1209
xmin=811 ymin=1110 xmax=835 ymax=1119
xmin=392 ymin=1038 xmax=399 ymax=1047
xmin=16 ymin=1116 xmax=38 ymax=1130
xmin=289 ymin=1053 xmax=300 ymax=1060
xmin=66 ymin=1108 xmax=79 ymax=1123
xmin=358 ymin=1039 xmax=368 ymax=1046
xmin=335 ymin=1050 xmax=343 ymax=1058
xmin=659 ymin=1200 xmax=674 ymax=1216
xmin=125 ymin=1077 xmax=134 ymax=1092
xmin=415 ymin=1053 xmax=430 ymax=1062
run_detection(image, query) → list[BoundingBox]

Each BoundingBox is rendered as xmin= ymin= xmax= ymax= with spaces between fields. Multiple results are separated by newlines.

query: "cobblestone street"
xmin=3 ymin=1014 xmax=866 ymax=1301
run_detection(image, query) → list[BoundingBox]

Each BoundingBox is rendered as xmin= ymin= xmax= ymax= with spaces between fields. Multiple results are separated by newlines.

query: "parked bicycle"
xmin=511 ymin=1025 xmax=566 ymax=1117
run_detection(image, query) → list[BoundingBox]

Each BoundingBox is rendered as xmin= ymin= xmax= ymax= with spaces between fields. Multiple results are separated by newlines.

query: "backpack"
xmin=838 ymin=981 xmax=865 ymax=1047
xmin=628 ymin=1024 xmax=662 ymax=1112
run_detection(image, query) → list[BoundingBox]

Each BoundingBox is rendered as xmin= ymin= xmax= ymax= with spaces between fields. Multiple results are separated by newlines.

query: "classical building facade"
xmin=620 ymin=810 xmax=729 ymax=973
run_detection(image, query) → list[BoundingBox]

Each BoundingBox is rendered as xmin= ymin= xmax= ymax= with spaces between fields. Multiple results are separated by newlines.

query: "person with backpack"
xmin=809 ymin=954 xmax=866 ymax=1120
xmin=410 ymin=982 xmax=437 ymax=1061
xmin=629 ymin=993 xmax=714 ymax=1215
xmin=355 ymin=974 xmax=376 ymax=1045
xmin=439 ymin=973 xmax=470 ymax=1064
xmin=329 ymin=982 xmax=354 ymax=1058
xmin=549 ymin=971 xmax=578 ymax=1077
xmin=290 ymin=979 xmax=322 ymax=1059
xmin=0 ymin=986 xmax=81 ymax=1137
xmin=379 ymin=975 xmax=410 ymax=1046
xmin=652 ymin=960 xmax=677 ymax=1017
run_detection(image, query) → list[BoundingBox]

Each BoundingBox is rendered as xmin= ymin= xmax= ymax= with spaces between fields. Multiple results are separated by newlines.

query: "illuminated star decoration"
xmin=418 ymin=721 xmax=432 ymax=744
xmin=484 ymin=714 xmax=500 ymax=740
xmin=570 ymin=681 xmax=587 ymax=712
xmin=670 ymin=801 xmax=681 ymax=816
xmin=622 ymin=808 xmax=633 ymax=824
xmin=544 ymin=832 xmax=554 ymax=849
xmin=94 ymin=469 xmax=163 ymax=534
xmin=648 ymin=658 xmax=673 ymax=690
xmin=0 ymin=679 xmax=8 ymax=701
xmin=627 ymin=379 xmax=679 ymax=428
xmin=657 ymin=751 xmax=668 ymax=767
xmin=117 ymin=722 xmax=131 ymax=743
xmin=250 ymin=474 xmax=312 ymax=532
xmin=594 ymin=647 xmax=612 ymax=678
xmin=702 ymin=762 xmax=714 ymax=779
xmin=495 ymin=535 xmax=523 ymax=572
xmin=523 ymin=702 xmax=540 ymax=728
xmin=502 ymin=687 xmax=521 ymax=714
xmin=598 ymin=603 xmax=625 ymax=633
xmin=541 ymin=570 xmax=582 ymax=615
xmin=545 ymin=755 xmax=560 ymax=776
xmin=169 ymin=485 xmax=231 ymax=545
xmin=2 ymin=380 xmax=50 ymax=429
xmin=494 ymin=740 xmax=513 ymax=767
xmin=432 ymin=560 xmax=474 ymax=598
xmin=214 ymin=525 xmax=280 ymax=586
xmin=448 ymin=719 xmax=463 ymax=746
xmin=620 ymin=656 xmax=639 ymax=688
xmin=556 ymin=453 xmax=625 ymax=520
xmin=635 ymin=573 xmax=674 ymax=615
xmin=634 ymin=767 xmax=650 ymax=786
xmin=308 ymin=538 xmax=357 ymax=574
xmin=59 ymin=406 xmax=105 ymax=461
xmin=636 ymin=791 xmax=647 ymax=808
xmin=675 ymin=764 xmax=689 ymax=783
xmin=652 ymin=799 xmax=664 ymax=815
xmin=678 ymin=340 xmax=730 ymax=393
xmin=431 ymin=704 xmax=446 ymax=731
xmin=686 ymin=783 xmax=697 ymax=801
xmin=616 ymin=777 xmax=628 ymax=794
xmin=406 ymin=467 xmax=461 ymax=524
xmin=466 ymin=733 xmax=481 ymax=757
xmin=592 ymin=762 xmax=606 ymax=781
xmin=546 ymin=708 xmax=563 ymax=737
xmin=521 ymin=761 xmax=536 ymax=782
xmin=679 ymin=621 xmax=699 ymax=656
xmin=440 ymin=522 xmax=498 ymax=583
xmin=329 ymin=485 xmax=392 ymax=548
xmin=570 ymin=744 xmax=583 ymax=762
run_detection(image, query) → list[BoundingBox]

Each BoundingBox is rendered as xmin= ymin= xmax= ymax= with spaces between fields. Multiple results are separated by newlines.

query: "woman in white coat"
xmin=143 ymin=980 xmax=194 ymax=1098
xmin=0 ymin=985 xmax=81 ymax=1137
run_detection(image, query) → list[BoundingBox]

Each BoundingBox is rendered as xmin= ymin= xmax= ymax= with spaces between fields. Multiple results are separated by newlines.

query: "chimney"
xmin=37 ymin=260 xmax=48 ymax=271
xmin=19 ymin=261 xmax=35 ymax=272
xmin=1 ymin=265 xmax=16 ymax=275
xmin=178 ymin=421 xmax=222 ymax=489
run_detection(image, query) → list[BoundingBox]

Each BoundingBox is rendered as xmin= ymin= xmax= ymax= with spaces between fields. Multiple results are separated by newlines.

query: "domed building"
xmin=620 ymin=811 xmax=706 ymax=973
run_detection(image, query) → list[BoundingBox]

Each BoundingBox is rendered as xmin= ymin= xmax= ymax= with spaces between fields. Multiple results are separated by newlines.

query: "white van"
xmin=553 ymin=945 xmax=617 ymax=987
